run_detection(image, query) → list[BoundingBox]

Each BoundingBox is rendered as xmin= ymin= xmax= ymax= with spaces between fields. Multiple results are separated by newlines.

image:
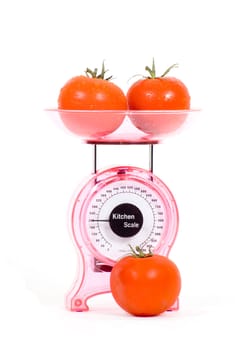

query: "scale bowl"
xmin=46 ymin=109 xmax=201 ymax=144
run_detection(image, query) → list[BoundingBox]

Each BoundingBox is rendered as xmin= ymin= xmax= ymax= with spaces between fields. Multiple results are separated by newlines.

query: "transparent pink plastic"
xmin=46 ymin=108 xmax=200 ymax=313
xmin=66 ymin=166 xmax=179 ymax=312
xmin=46 ymin=109 xmax=200 ymax=144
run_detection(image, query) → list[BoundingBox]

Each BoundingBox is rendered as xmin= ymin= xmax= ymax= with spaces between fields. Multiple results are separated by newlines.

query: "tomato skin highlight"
xmin=58 ymin=75 xmax=127 ymax=110
xmin=110 ymin=255 xmax=181 ymax=316
xmin=127 ymin=77 xmax=190 ymax=110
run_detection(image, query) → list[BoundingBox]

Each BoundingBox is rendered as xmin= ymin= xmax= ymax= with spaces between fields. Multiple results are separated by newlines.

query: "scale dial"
xmin=72 ymin=166 xmax=178 ymax=265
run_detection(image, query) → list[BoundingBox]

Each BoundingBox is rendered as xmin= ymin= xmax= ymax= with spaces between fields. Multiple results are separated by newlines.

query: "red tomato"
xmin=57 ymin=63 xmax=127 ymax=137
xmin=110 ymin=248 xmax=181 ymax=317
xmin=127 ymin=61 xmax=190 ymax=135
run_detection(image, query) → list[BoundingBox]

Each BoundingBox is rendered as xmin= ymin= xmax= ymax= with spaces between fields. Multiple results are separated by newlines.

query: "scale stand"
xmin=46 ymin=108 xmax=200 ymax=312
xmin=66 ymin=143 xmax=179 ymax=311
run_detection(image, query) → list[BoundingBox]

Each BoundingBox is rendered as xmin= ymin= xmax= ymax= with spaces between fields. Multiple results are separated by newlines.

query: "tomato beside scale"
xmin=110 ymin=246 xmax=181 ymax=316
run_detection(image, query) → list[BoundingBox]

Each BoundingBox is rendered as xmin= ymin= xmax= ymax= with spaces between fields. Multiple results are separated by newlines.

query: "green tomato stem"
xmin=85 ymin=61 xmax=113 ymax=80
xmin=160 ymin=63 xmax=179 ymax=77
xmin=145 ymin=57 xmax=156 ymax=79
xmin=129 ymin=244 xmax=153 ymax=258
xmin=145 ymin=58 xmax=179 ymax=79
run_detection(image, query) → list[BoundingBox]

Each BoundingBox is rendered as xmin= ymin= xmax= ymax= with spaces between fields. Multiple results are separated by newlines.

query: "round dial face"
xmin=72 ymin=167 xmax=178 ymax=264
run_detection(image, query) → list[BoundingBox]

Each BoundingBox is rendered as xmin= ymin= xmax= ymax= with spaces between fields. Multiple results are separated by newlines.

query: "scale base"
xmin=66 ymin=155 xmax=180 ymax=313
xmin=66 ymin=257 xmax=111 ymax=312
xmin=66 ymin=256 xmax=179 ymax=313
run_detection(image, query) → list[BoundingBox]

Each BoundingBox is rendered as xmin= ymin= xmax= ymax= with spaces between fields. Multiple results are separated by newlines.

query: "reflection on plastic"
xmin=129 ymin=111 xmax=188 ymax=135
xmin=46 ymin=109 xmax=200 ymax=144
xmin=59 ymin=110 xmax=125 ymax=137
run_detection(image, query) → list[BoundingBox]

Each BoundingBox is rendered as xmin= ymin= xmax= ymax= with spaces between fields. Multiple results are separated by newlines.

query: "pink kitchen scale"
xmin=47 ymin=109 xmax=199 ymax=311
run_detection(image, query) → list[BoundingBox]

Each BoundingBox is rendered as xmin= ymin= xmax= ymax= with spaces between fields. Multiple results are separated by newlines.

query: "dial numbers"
xmin=85 ymin=180 xmax=166 ymax=262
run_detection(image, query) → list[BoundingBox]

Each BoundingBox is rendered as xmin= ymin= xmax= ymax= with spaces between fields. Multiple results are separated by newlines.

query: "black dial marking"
xmin=109 ymin=203 xmax=143 ymax=238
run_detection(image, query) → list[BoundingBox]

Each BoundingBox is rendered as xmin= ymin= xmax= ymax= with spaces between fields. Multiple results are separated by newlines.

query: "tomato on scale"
xmin=110 ymin=245 xmax=181 ymax=317
xmin=127 ymin=59 xmax=190 ymax=110
xmin=127 ymin=59 xmax=191 ymax=135
xmin=57 ymin=62 xmax=127 ymax=137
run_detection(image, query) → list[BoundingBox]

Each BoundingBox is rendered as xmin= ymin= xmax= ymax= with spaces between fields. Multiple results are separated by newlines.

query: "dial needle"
xmin=89 ymin=219 xmax=109 ymax=222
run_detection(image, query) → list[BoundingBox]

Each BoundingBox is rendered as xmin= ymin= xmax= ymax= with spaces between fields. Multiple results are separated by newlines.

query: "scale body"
xmin=47 ymin=109 xmax=199 ymax=312
xmin=66 ymin=144 xmax=179 ymax=312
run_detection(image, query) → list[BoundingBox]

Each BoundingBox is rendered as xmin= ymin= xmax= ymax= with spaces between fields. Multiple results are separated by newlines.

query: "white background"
xmin=1 ymin=0 xmax=237 ymax=349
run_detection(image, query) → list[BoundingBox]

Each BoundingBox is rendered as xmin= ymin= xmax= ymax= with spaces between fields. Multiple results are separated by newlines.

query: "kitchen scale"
xmin=47 ymin=109 xmax=199 ymax=311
